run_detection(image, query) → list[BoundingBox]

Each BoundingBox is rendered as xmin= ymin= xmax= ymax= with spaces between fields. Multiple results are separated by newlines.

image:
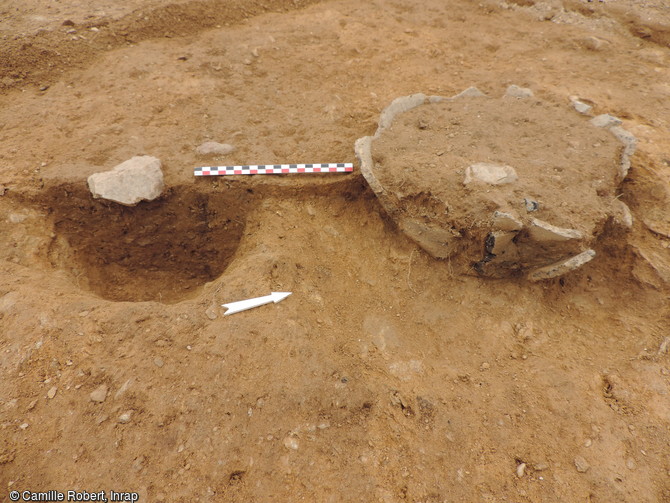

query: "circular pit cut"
xmin=46 ymin=185 xmax=249 ymax=303
xmin=355 ymin=87 xmax=635 ymax=280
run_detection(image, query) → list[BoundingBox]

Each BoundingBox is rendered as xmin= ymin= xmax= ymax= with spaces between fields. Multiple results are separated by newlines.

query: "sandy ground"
xmin=1 ymin=0 xmax=670 ymax=501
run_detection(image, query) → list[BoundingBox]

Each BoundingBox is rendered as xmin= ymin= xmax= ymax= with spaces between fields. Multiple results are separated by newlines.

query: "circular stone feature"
xmin=355 ymin=88 xmax=635 ymax=279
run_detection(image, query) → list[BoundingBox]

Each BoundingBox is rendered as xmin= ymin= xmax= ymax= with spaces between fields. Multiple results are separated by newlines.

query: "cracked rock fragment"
xmin=487 ymin=231 xmax=518 ymax=258
xmin=528 ymin=219 xmax=582 ymax=242
xmin=590 ymin=114 xmax=622 ymax=128
xmin=492 ymin=211 xmax=523 ymax=232
xmin=528 ymin=250 xmax=596 ymax=281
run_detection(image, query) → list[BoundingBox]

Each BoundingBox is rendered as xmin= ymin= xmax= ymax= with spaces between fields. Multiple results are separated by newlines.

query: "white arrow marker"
xmin=222 ymin=292 xmax=292 ymax=316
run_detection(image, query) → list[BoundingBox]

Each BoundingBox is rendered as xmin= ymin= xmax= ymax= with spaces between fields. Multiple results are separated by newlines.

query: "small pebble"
xmin=584 ymin=439 xmax=592 ymax=447
xmin=533 ymin=462 xmax=549 ymax=471
xmin=524 ymin=198 xmax=539 ymax=212
xmin=19 ymin=423 xmax=29 ymax=430
xmin=205 ymin=305 xmax=218 ymax=320
xmin=132 ymin=457 xmax=144 ymax=472
xmin=195 ymin=142 xmax=235 ymax=156
xmin=571 ymin=100 xmax=592 ymax=115
xmin=626 ymin=457 xmax=636 ymax=470
xmin=26 ymin=400 xmax=38 ymax=411
xmin=505 ymin=85 xmax=534 ymax=99
xmin=47 ymin=386 xmax=58 ymax=399
xmin=90 ymin=384 xmax=108 ymax=403
xmin=153 ymin=357 xmax=164 ymax=368
xmin=580 ymin=36 xmax=605 ymax=51
xmin=283 ymin=436 xmax=299 ymax=450
xmin=574 ymin=455 xmax=590 ymax=473
xmin=118 ymin=411 xmax=132 ymax=424
xmin=516 ymin=462 xmax=526 ymax=478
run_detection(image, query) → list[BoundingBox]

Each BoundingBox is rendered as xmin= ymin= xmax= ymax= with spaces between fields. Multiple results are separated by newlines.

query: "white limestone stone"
xmin=505 ymin=85 xmax=533 ymax=98
xmin=529 ymin=219 xmax=582 ymax=242
xmin=195 ymin=141 xmax=235 ymax=156
xmin=464 ymin=163 xmax=518 ymax=185
xmin=87 ymin=156 xmax=164 ymax=206
xmin=492 ymin=211 xmax=523 ymax=231
xmin=528 ymin=249 xmax=596 ymax=281
xmin=590 ymin=114 xmax=622 ymax=128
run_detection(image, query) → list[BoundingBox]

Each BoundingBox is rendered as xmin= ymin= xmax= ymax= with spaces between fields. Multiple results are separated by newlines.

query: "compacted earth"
xmin=1 ymin=0 xmax=670 ymax=501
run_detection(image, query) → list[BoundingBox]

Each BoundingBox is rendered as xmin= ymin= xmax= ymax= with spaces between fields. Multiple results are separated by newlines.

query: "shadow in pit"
xmin=43 ymin=183 xmax=250 ymax=303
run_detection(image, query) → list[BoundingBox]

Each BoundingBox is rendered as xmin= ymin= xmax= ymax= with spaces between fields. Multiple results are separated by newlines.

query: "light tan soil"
xmin=1 ymin=0 xmax=670 ymax=502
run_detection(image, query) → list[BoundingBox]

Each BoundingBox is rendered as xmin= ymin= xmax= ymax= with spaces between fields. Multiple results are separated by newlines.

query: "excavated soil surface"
xmin=2 ymin=0 xmax=670 ymax=502
xmin=372 ymin=95 xmax=622 ymax=235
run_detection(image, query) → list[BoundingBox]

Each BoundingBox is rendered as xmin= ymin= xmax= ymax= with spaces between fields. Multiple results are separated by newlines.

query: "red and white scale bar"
xmin=194 ymin=163 xmax=353 ymax=176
